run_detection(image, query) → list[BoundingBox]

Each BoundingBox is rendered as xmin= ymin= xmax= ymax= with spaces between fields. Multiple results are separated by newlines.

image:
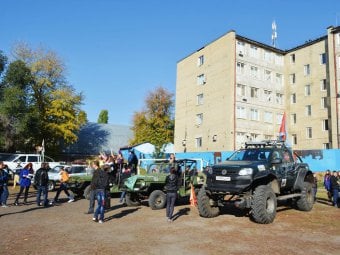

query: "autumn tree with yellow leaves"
xmin=0 ymin=45 xmax=87 ymax=154
xmin=130 ymin=87 xmax=174 ymax=157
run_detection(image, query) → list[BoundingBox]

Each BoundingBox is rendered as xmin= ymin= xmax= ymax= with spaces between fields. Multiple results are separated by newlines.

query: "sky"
xmin=1 ymin=0 xmax=340 ymax=126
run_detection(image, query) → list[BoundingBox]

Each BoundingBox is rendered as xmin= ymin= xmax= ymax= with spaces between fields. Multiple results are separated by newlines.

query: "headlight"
xmin=239 ymin=168 xmax=253 ymax=176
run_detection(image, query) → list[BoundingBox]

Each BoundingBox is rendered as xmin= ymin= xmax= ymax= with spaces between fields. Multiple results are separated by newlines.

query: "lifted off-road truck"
xmin=197 ymin=140 xmax=314 ymax=224
xmin=123 ymin=158 xmax=206 ymax=209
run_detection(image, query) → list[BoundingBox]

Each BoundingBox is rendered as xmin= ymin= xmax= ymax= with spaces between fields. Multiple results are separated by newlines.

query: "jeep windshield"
xmin=228 ymin=149 xmax=272 ymax=162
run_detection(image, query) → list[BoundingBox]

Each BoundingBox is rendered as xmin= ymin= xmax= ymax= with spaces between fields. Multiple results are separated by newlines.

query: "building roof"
xmin=66 ymin=122 xmax=133 ymax=156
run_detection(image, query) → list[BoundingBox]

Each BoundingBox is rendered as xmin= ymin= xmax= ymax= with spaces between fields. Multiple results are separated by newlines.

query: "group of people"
xmin=0 ymin=161 xmax=75 ymax=208
xmin=323 ymin=170 xmax=340 ymax=208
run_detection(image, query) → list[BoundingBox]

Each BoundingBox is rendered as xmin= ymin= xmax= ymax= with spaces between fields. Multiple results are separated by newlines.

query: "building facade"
xmin=174 ymin=26 xmax=340 ymax=152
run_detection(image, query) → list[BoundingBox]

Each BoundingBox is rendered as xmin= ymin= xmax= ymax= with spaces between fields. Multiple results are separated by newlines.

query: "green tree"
xmin=98 ymin=110 xmax=109 ymax=124
xmin=130 ymin=86 xmax=174 ymax=157
xmin=0 ymin=60 xmax=38 ymax=152
xmin=2 ymin=43 xmax=86 ymax=154
xmin=0 ymin=50 xmax=7 ymax=76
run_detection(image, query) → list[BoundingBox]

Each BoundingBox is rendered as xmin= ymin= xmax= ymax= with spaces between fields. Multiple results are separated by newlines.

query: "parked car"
xmin=33 ymin=164 xmax=91 ymax=191
xmin=3 ymin=153 xmax=60 ymax=179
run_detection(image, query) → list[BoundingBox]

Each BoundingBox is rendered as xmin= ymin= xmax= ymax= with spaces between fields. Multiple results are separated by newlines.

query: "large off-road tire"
xmin=148 ymin=190 xmax=166 ymax=210
xmin=296 ymin=181 xmax=314 ymax=211
xmin=48 ymin=181 xmax=55 ymax=191
xmin=125 ymin=192 xmax=141 ymax=206
xmin=83 ymin=185 xmax=91 ymax=200
xmin=197 ymin=188 xmax=220 ymax=218
xmin=251 ymin=185 xmax=277 ymax=224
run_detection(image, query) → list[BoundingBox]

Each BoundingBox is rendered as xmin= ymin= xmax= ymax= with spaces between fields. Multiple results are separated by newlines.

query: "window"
xmin=321 ymin=97 xmax=327 ymax=109
xmin=250 ymin=66 xmax=258 ymax=78
xmin=196 ymin=94 xmax=204 ymax=105
xmin=275 ymin=73 xmax=283 ymax=85
xmin=276 ymin=113 xmax=283 ymax=124
xmin=236 ymin=62 xmax=245 ymax=74
xmin=197 ymin=74 xmax=206 ymax=85
xmin=264 ymin=50 xmax=271 ymax=61
xmin=236 ymin=106 xmax=247 ymax=119
xmin=292 ymin=134 xmax=297 ymax=145
xmin=250 ymin=108 xmax=259 ymax=121
xmin=237 ymin=84 xmax=246 ymax=97
xmin=264 ymin=70 xmax=271 ymax=81
xmin=197 ymin=55 xmax=204 ymax=66
xmin=304 ymin=64 xmax=311 ymax=76
xmin=305 ymin=105 xmax=312 ymax=116
xmin=195 ymin=137 xmax=202 ymax=148
xmin=291 ymin=113 xmax=297 ymax=124
xmin=237 ymin=41 xmax=245 ymax=55
xmin=264 ymin=90 xmax=272 ymax=102
xmin=290 ymin=54 xmax=295 ymax=63
xmin=290 ymin=73 xmax=296 ymax=84
xmin=275 ymin=54 xmax=283 ymax=65
xmin=264 ymin=111 xmax=273 ymax=123
xmin=306 ymin=127 xmax=312 ymax=139
xmin=250 ymin=87 xmax=258 ymax=98
xmin=305 ymin=84 xmax=311 ymax=96
xmin=291 ymin=93 xmax=296 ymax=104
xmin=320 ymin=53 xmax=326 ymax=64
xmin=276 ymin=93 xmax=283 ymax=104
xmin=322 ymin=119 xmax=329 ymax=131
xmin=250 ymin=133 xmax=259 ymax=141
xmin=323 ymin=143 xmax=330 ymax=149
xmin=320 ymin=79 xmax=327 ymax=91
xmin=27 ymin=156 xmax=39 ymax=162
xmin=337 ymin=33 xmax=340 ymax=45
xmin=250 ymin=45 xmax=258 ymax=58
xmin=196 ymin=113 xmax=203 ymax=125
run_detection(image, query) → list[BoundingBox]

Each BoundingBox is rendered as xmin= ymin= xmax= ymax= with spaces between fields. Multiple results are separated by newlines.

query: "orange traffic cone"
xmin=190 ymin=184 xmax=197 ymax=207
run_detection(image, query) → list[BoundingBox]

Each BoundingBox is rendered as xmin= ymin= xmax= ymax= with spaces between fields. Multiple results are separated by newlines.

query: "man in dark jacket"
xmin=165 ymin=167 xmax=179 ymax=222
xmin=90 ymin=160 xmax=108 ymax=223
xmin=330 ymin=171 xmax=339 ymax=208
xmin=0 ymin=161 xmax=9 ymax=207
xmin=34 ymin=162 xmax=50 ymax=207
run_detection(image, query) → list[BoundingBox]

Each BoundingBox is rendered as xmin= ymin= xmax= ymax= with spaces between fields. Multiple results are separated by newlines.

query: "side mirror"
xmin=271 ymin=158 xmax=282 ymax=164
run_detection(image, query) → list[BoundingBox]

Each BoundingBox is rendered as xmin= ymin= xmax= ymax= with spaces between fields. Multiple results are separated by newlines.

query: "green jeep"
xmin=122 ymin=158 xmax=207 ymax=209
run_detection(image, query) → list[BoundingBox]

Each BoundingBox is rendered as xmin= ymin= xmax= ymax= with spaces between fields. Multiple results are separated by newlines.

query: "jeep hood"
xmin=124 ymin=174 xmax=167 ymax=190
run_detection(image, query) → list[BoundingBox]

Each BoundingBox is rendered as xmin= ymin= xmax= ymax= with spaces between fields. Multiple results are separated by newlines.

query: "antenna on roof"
xmin=271 ymin=20 xmax=277 ymax=47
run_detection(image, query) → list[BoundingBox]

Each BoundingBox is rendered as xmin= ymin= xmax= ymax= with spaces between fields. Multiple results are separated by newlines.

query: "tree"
xmin=98 ymin=110 xmax=109 ymax=124
xmin=130 ymin=86 xmax=174 ymax=157
xmin=0 ymin=50 xmax=7 ymax=76
xmin=0 ymin=60 xmax=37 ymax=152
xmin=0 ymin=43 xmax=86 ymax=154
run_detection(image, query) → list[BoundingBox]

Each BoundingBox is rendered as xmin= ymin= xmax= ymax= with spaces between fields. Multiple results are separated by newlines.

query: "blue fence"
xmin=175 ymin=149 xmax=340 ymax=172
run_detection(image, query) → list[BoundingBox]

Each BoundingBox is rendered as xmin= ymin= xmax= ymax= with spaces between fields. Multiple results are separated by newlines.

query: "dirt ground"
xmin=0 ymin=187 xmax=339 ymax=255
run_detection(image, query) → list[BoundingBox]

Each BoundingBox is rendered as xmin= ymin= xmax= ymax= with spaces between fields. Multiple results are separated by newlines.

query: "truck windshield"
xmin=228 ymin=149 xmax=271 ymax=161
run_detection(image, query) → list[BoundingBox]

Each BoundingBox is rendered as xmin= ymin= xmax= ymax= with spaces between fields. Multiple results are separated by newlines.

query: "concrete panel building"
xmin=174 ymin=26 xmax=340 ymax=152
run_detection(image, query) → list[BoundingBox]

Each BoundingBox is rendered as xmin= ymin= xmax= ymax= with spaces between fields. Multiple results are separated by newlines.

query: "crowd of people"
xmin=323 ymin=170 xmax=340 ymax=208
xmin=1 ymin=154 xmax=339 ymax=225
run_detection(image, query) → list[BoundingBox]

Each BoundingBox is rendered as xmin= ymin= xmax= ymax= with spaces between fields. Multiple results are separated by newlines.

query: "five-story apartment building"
xmin=174 ymin=26 xmax=340 ymax=152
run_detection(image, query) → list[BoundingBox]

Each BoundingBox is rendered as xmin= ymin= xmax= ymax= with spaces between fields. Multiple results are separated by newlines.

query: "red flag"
xmin=279 ymin=113 xmax=286 ymax=141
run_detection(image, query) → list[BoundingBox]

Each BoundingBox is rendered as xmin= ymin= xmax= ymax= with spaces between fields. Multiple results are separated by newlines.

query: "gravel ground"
xmin=0 ymin=187 xmax=339 ymax=255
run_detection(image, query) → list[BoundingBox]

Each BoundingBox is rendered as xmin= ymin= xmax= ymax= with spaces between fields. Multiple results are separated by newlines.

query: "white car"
xmin=46 ymin=164 xmax=91 ymax=191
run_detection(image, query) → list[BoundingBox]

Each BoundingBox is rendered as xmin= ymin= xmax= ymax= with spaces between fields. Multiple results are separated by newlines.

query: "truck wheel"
xmin=83 ymin=185 xmax=91 ymax=200
xmin=148 ymin=190 xmax=166 ymax=210
xmin=296 ymin=182 xmax=314 ymax=211
xmin=125 ymin=193 xmax=141 ymax=206
xmin=197 ymin=188 xmax=219 ymax=218
xmin=48 ymin=181 xmax=55 ymax=191
xmin=251 ymin=185 xmax=277 ymax=224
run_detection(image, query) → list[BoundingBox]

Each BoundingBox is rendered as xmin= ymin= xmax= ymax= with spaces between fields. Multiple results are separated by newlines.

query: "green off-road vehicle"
xmin=197 ymin=140 xmax=314 ymax=224
xmin=123 ymin=158 xmax=207 ymax=209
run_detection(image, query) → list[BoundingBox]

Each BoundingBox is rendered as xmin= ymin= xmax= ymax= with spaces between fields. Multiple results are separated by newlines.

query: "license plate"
xmin=216 ymin=176 xmax=231 ymax=181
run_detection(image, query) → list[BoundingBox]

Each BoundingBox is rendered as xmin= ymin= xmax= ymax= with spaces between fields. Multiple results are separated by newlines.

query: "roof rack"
xmin=245 ymin=140 xmax=286 ymax=148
